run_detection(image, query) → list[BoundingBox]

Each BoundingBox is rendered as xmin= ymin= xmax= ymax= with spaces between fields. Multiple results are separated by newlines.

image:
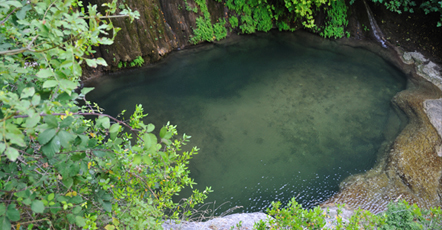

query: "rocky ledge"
xmin=323 ymin=47 xmax=442 ymax=213
xmin=162 ymin=205 xmax=355 ymax=229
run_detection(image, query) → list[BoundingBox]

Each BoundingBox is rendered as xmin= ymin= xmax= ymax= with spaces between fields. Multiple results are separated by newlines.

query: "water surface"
xmin=88 ymin=31 xmax=406 ymax=214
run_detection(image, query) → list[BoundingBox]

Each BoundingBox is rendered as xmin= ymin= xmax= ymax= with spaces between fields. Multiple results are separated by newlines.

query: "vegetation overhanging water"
xmin=88 ymin=31 xmax=407 ymax=214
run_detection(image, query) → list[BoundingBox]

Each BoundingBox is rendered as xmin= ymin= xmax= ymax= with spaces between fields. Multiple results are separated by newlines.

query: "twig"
xmin=79 ymin=15 xmax=131 ymax=19
xmin=12 ymin=112 xmax=141 ymax=138
xmin=0 ymin=7 xmax=20 ymax=25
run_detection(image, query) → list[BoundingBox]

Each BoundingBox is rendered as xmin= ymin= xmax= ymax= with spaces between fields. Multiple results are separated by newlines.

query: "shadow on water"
xmin=87 ymin=31 xmax=407 ymax=214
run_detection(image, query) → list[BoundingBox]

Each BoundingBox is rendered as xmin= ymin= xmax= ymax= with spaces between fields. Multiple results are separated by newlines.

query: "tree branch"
xmin=0 ymin=7 xmax=19 ymax=25
xmin=13 ymin=112 xmax=141 ymax=137
xmin=79 ymin=14 xmax=131 ymax=19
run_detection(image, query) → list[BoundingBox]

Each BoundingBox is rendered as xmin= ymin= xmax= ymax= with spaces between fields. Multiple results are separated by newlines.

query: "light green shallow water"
xmin=88 ymin=31 xmax=407 ymax=214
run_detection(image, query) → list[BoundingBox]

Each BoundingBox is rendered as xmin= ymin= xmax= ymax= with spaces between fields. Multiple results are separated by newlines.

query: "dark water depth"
xmin=88 ymin=31 xmax=407 ymax=214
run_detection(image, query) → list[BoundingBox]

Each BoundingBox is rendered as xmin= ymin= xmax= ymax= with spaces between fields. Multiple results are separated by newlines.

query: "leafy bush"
xmin=229 ymin=16 xmax=239 ymax=28
xmin=321 ymin=0 xmax=348 ymax=39
xmin=254 ymin=199 xmax=442 ymax=229
xmin=379 ymin=200 xmax=442 ymax=230
xmin=189 ymin=0 xmax=227 ymax=44
xmin=130 ymin=56 xmax=145 ymax=67
xmin=0 ymin=0 xmax=210 ymax=229
xmin=255 ymin=197 xmax=327 ymax=229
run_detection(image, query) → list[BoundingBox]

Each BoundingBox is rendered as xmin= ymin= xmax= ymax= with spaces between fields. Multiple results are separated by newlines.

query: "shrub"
xmin=0 ymin=0 xmax=209 ymax=229
xmin=254 ymin=199 xmax=442 ymax=229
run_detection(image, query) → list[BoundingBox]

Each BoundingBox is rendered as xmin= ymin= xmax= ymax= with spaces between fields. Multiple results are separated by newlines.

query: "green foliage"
xmin=184 ymin=0 xmax=198 ymax=13
xmin=276 ymin=21 xmax=290 ymax=31
xmin=255 ymin=197 xmax=327 ymax=229
xmin=118 ymin=56 xmax=145 ymax=68
xmin=225 ymin=0 xmax=275 ymax=33
xmin=222 ymin=0 xmax=330 ymax=34
xmin=229 ymin=16 xmax=239 ymax=28
xmin=254 ymin=199 xmax=442 ymax=229
xmin=379 ymin=200 xmax=442 ymax=229
xmin=321 ymin=0 xmax=348 ymax=39
xmin=191 ymin=17 xmax=227 ymax=44
xmin=369 ymin=0 xmax=442 ymax=27
xmin=0 ymin=0 xmax=209 ymax=229
xmin=190 ymin=0 xmax=227 ymax=44
xmin=130 ymin=56 xmax=145 ymax=67
xmin=282 ymin=0 xmax=328 ymax=28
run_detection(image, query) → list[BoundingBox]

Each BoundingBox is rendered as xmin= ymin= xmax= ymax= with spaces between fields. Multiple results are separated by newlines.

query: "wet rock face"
xmin=82 ymin=0 xmax=226 ymax=74
xmin=325 ymin=50 xmax=442 ymax=213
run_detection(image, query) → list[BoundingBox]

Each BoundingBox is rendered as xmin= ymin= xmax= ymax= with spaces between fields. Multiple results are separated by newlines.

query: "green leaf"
xmin=142 ymin=154 xmax=152 ymax=165
xmin=41 ymin=135 xmax=61 ymax=157
xmin=25 ymin=112 xmax=40 ymax=128
xmin=44 ymin=115 xmax=58 ymax=128
xmin=57 ymin=130 xmax=75 ymax=148
xmin=36 ymin=69 xmax=53 ymax=79
xmin=16 ymin=4 xmax=32 ymax=20
xmin=81 ymin=87 xmax=95 ymax=95
xmin=75 ymin=216 xmax=86 ymax=227
xmin=15 ymin=189 xmax=30 ymax=198
xmin=70 ymin=196 xmax=83 ymax=204
xmin=87 ymin=138 xmax=97 ymax=148
xmin=62 ymin=177 xmax=73 ymax=188
xmin=22 ymin=198 xmax=31 ymax=206
xmin=72 ymin=206 xmax=82 ymax=214
xmin=96 ymin=57 xmax=108 ymax=66
xmin=48 ymin=193 xmax=55 ymax=201
xmin=149 ymin=133 xmax=158 ymax=151
xmin=38 ymin=128 xmax=57 ymax=145
xmin=31 ymin=200 xmax=45 ymax=213
xmin=93 ymin=150 xmax=106 ymax=157
xmin=60 ymin=116 xmax=74 ymax=128
xmin=133 ymin=155 xmax=141 ymax=165
xmin=161 ymin=138 xmax=172 ymax=145
xmin=109 ymin=123 xmax=120 ymax=140
xmin=163 ymin=131 xmax=173 ymax=140
xmin=74 ymin=126 xmax=88 ymax=134
xmin=67 ymin=213 xmax=76 ymax=224
xmin=5 ymin=123 xmax=25 ymax=147
xmin=59 ymin=79 xmax=78 ymax=92
xmin=99 ymin=116 xmax=110 ymax=129
xmin=21 ymin=87 xmax=35 ymax=98
xmin=85 ymin=58 xmax=98 ymax=68
xmin=31 ymin=94 xmax=41 ymax=105
xmin=146 ymin=123 xmax=155 ymax=132
xmin=102 ymin=201 xmax=112 ymax=212
xmin=0 ymin=216 xmax=11 ymax=230
xmin=0 ymin=204 xmax=5 ymax=216
xmin=5 ymin=147 xmax=19 ymax=162
xmin=109 ymin=123 xmax=120 ymax=134
xmin=71 ymin=152 xmax=86 ymax=161
xmin=159 ymin=126 xmax=167 ymax=138
xmin=142 ymin=133 xmax=152 ymax=149
xmin=43 ymin=80 xmax=59 ymax=88
xmin=0 ymin=143 xmax=5 ymax=153
xmin=6 ymin=205 xmax=19 ymax=222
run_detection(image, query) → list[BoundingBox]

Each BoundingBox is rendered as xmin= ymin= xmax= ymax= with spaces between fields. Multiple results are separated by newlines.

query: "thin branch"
xmin=13 ymin=112 xmax=141 ymax=137
xmin=0 ymin=7 xmax=19 ymax=25
xmin=60 ymin=148 xmax=113 ymax=155
xmin=79 ymin=14 xmax=131 ymax=19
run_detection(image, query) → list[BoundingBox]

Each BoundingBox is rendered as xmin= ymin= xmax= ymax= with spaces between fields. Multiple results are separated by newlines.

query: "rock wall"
xmin=323 ymin=43 xmax=442 ymax=213
xmin=82 ymin=0 xmax=226 ymax=75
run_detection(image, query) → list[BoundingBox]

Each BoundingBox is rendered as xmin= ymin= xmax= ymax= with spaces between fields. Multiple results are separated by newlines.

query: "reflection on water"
xmin=88 ymin=31 xmax=406 ymax=214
